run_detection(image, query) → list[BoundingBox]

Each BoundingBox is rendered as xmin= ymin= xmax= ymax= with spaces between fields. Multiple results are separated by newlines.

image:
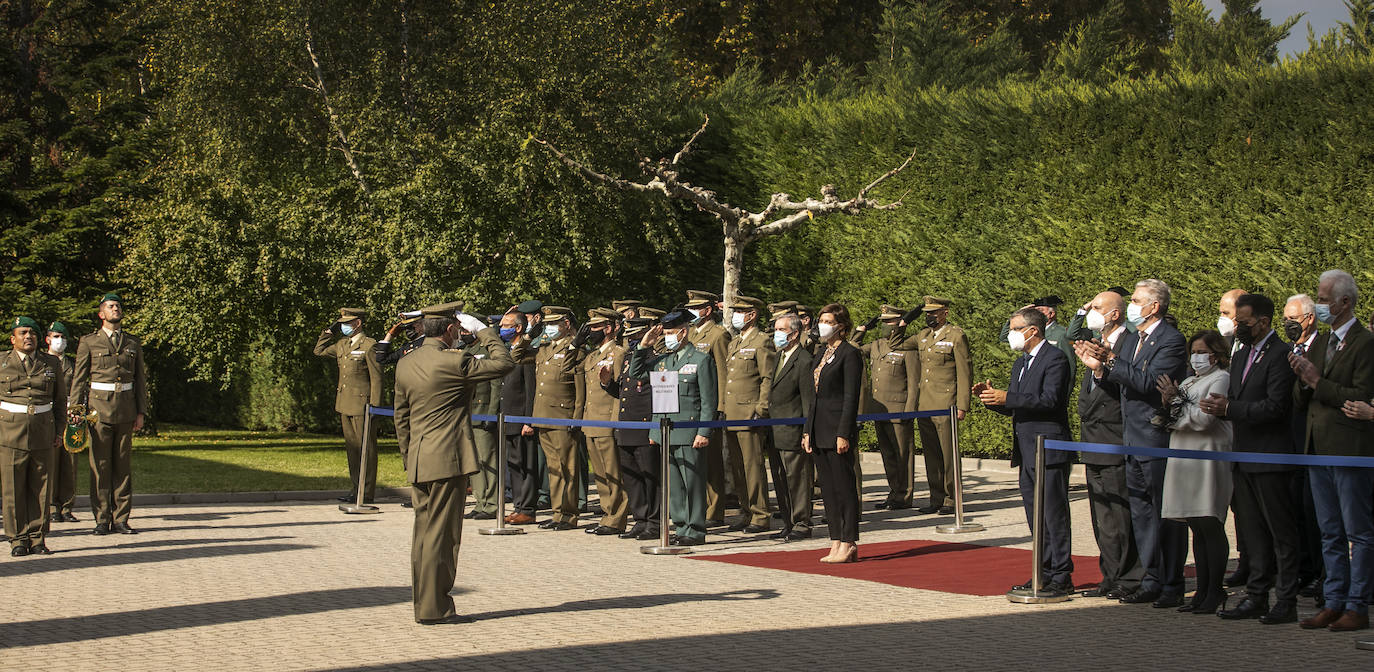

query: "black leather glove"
xmin=899 ymin=307 xmax=923 ymax=326
xmin=570 ymin=322 xmax=591 ymax=349
xmin=862 ymin=315 xmax=880 ymax=332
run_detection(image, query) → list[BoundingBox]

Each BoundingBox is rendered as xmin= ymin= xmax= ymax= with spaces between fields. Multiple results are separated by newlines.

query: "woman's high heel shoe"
xmin=821 ymin=545 xmax=859 ymax=564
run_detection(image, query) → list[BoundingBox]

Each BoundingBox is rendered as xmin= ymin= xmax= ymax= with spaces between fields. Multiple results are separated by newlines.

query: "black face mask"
xmin=925 ymin=314 xmax=940 ymax=328
xmin=1234 ymin=321 xmax=1256 ymax=345
xmin=1283 ymin=319 xmax=1303 ymax=342
xmin=585 ymin=330 xmax=606 ymax=348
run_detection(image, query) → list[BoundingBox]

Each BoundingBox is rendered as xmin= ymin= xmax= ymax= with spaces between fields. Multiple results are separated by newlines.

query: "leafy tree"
xmin=1164 ymin=0 xmax=1302 ymax=73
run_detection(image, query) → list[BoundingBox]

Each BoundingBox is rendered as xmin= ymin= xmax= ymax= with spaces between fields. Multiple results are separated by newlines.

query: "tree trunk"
xmin=721 ymin=219 xmax=745 ymax=323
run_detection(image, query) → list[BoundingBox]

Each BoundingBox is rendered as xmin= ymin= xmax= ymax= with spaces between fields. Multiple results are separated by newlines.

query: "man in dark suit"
xmin=602 ymin=317 xmax=659 ymax=540
xmin=1075 ymin=278 xmax=1189 ymax=607
xmin=497 ymin=310 xmax=540 ymax=526
xmin=1283 ymin=294 xmax=1325 ymax=597
xmin=1199 ymin=293 xmax=1300 ymax=624
xmin=977 ymin=307 xmax=1075 ymax=595
xmin=1289 ymin=270 xmax=1374 ymax=632
xmin=768 ymin=309 xmax=816 ymax=541
xmin=1073 ymin=290 xmax=1142 ymax=599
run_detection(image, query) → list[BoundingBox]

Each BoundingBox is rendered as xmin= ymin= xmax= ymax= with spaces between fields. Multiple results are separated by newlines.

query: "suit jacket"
xmin=769 ymin=345 xmax=814 ymax=451
xmin=1105 ymin=319 xmax=1188 ymax=451
xmin=805 ymin=341 xmax=862 ymax=451
xmin=688 ymin=321 xmax=731 ymax=414
xmin=577 ymin=342 xmax=625 ymax=438
xmin=852 ymin=332 xmax=919 ymax=421
xmin=891 ymin=322 xmax=973 ymax=412
xmin=723 ymin=328 xmax=776 ymax=421
xmin=499 ymin=340 xmax=536 ymax=437
xmin=528 ymin=336 xmax=584 ymax=427
xmin=70 ymin=329 xmax=149 ymax=424
xmin=988 ymin=343 xmax=1074 ymax=467
xmin=1076 ymin=332 xmax=1125 ymax=465
xmin=394 ymin=329 xmax=514 ymax=483
xmin=1294 ymin=319 xmax=1374 ymax=457
xmin=372 ymin=335 xmax=424 ymax=367
xmin=627 ymin=344 xmax=717 ymax=446
xmin=464 ymin=339 xmax=503 ymax=431
xmin=0 ymin=350 xmax=66 ymax=451
xmin=605 ymin=350 xmax=653 ymax=446
xmin=1226 ymin=332 xmax=1296 ymax=472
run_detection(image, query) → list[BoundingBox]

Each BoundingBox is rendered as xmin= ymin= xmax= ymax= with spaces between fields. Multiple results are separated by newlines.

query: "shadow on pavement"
xmin=0 ymin=542 xmax=315 ymax=578
xmin=0 ymin=586 xmax=416 ymax=647
xmin=129 ymin=518 xmax=380 ymax=534
xmin=156 ymin=509 xmax=290 ymax=521
xmin=466 ymin=588 xmax=779 ymax=621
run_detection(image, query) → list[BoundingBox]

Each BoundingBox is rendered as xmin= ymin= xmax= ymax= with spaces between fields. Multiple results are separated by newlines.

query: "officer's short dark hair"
xmin=1013 ymin=307 xmax=1047 ymax=336
xmin=1236 ymin=293 xmax=1275 ymax=321
xmin=422 ymin=316 xmax=455 ymax=338
xmin=502 ymin=310 xmax=527 ymax=329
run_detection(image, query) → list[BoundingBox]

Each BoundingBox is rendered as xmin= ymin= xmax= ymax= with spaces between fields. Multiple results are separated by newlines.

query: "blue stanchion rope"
xmin=1046 ymin=439 xmax=1374 ymax=469
xmin=365 ymin=406 xmax=952 ymax=430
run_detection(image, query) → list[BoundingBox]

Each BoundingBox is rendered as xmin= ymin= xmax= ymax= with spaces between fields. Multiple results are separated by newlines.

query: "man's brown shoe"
xmin=1328 ymin=611 xmax=1369 ymax=632
xmin=505 ymin=513 xmax=535 ymax=525
xmin=1299 ymin=608 xmax=1343 ymax=629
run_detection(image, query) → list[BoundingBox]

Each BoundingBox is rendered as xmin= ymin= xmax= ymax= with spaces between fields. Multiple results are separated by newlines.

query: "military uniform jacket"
xmin=464 ymin=339 xmax=503 ymax=430
xmin=526 ymin=336 xmax=584 ymax=426
xmin=577 ymin=342 xmax=625 ymax=438
xmin=1 ymin=350 xmax=66 ymax=450
xmin=891 ymin=323 xmax=972 ymax=412
xmin=723 ymin=328 xmax=776 ymax=421
xmin=628 ymin=344 xmax=717 ymax=446
xmin=604 ymin=352 xmax=652 ymax=446
xmin=688 ymin=321 xmax=731 ymax=414
xmin=314 ymin=331 xmax=383 ymax=416
xmin=56 ymin=353 xmax=75 ymax=399
xmin=70 ymin=329 xmax=148 ymax=425
xmin=768 ymin=345 xmax=814 ymax=450
xmin=852 ymin=332 xmax=920 ymax=420
xmin=395 ymin=329 xmax=516 ymax=484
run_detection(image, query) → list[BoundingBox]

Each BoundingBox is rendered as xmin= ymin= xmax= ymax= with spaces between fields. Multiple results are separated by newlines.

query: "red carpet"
xmin=692 ymin=539 xmax=1105 ymax=596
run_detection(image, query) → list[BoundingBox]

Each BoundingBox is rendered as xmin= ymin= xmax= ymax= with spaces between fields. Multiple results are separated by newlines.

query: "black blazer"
xmin=769 ymin=345 xmax=815 ymax=450
xmin=604 ymin=354 xmax=653 ymax=446
xmin=499 ymin=358 xmax=536 ymax=436
xmin=1077 ymin=333 xmax=1125 ymax=465
xmin=1294 ymin=320 xmax=1374 ymax=458
xmin=1226 ymin=332 xmax=1296 ymax=473
xmin=988 ymin=342 xmax=1074 ymax=467
xmin=372 ymin=336 xmax=424 ymax=367
xmin=804 ymin=341 xmax=862 ymax=451
xmin=1105 ymin=320 xmax=1188 ymax=451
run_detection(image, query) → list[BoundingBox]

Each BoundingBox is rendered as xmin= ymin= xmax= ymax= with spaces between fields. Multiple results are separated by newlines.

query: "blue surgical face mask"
xmin=339 ymin=323 xmax=356 ymax=336
xmin=773 ymin=330 xmax=790 ymax=349
xmin=1314 ymin=303 xmax=1334 ymax=325
xmin=1126 ymin=303 xmax=1145 ymax=327
xmin=544 ymin=324 xmax=561 ymax=339
xmin=664 ymin=332 xmax=681 ymax=351
xmin=499 ymin=327 xmax=518 ymax=342
xmin=731 ymin=313 xmax=746 ymax=330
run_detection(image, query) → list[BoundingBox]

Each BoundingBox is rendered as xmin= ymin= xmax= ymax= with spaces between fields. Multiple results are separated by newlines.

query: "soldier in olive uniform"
xmin=524 ymin=306 xmax=587 ymax=530
xmin=796 ymin=305 xmax=819 ymax=355
xmin=613 ymin=300 xmax=641 ymax=321
xmin=722 ymin=296 xmax=777 ymax=532
xmin=852 ymin=304 xmax=922 ymax=509
xmin=70 ymin=293 xmax=147 ymax=534
xmin=464 ymin=313 xmax=502 ymax=520
xmin=601 ymin=316 xmax=659 ymax=539
xmin=395 ymin=303 xmax=515 ymax=624
xmin=628 ymin=311 xmax=718 ymax=546
xmin=2 ymin=317 xmax=66 ymax=555
xmin=684 ymin=290 xmax=734 ymax=527
xmin=314 ymin=308 xmax=384 ymax=503
xmin=45 ymin=321 xmax=79 ymax=523
xmin=576 ymin=308 xmax=630 ymax=535
xmin=892 ymin=296 xmax=972 ymax=515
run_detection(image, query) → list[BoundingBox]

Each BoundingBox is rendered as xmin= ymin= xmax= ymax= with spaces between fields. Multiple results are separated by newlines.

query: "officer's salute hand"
xmin=598 ymin=364 xmax=614 ymax=386
xmin=641 ymin=325 xmax=663 ymax=347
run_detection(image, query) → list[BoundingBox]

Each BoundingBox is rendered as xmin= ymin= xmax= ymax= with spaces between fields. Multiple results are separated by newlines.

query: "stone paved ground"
xmin=2 ymin=454 xmax=1368 ymax=670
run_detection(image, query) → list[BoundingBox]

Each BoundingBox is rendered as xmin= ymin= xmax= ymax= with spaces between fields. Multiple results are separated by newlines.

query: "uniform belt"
xmin=91 ymin=382 xmax=134 ymax=392
xmin=0 ymin=401 xmax=53 ymax=415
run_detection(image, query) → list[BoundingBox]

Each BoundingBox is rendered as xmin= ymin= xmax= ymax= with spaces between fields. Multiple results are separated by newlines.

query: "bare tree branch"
xmin=304 ymin=18 xmax=370 ymax=196
xmin=532 ymin=137 xmax=658 ymax=194
xmin=858 ymin=145 xmax=919 ymax=200
xmin=670 ymin=114 xmax=710 ymax=166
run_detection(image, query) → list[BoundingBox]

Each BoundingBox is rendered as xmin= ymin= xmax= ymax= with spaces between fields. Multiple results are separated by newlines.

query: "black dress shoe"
xmin=705 ymin=519 xmax=725 ymax=528
xmin=670 ymin=536 xmax=703 ymax=546
xmin=11 ymin=545 xmax=30 ymax=557
xmin=1151 ymin=592 xmax=1183 ymax=608
xmin=874 ymin=501 xmax=891 ymax=510
xmin=462 ymin=510 xmax=479 ymax=519
xmin=471 ymin=511 xmax=496 ymax=520
xmin=1012 ymin=580 xmax=1034 ymax=591
xmin=1120 ymin=589 xmax=1160 ymax=604
xmin=50 ymin=513 xmax=64 ymax=523
xmin=743 ymin=524 xmax=769 ymax=534
xmin=916 ymin=505 xmax=941 ymax=514
xmin=938 ymin=505 xmax=954 ymax=515
xmin=416 ymin=614 xmax=476 ymax=625
xmin=1258 ymin=600 xmax=1297 ymax=625
xmin=619 ymin=526 xmax=645 ymax=539
xmin=29 ymin=544 xmax=52 ymax=555
xmin=770 ymin=529 xmax=793 ymax=541
xmin=92 ymin=523 xmax=111 ymax=535
xmin=887 ymin=502 xmax=912 ymax=510
xmin=636 ymin=529 xmax=661 ymax=541
xmin=1218 ymin=596 xmax=1269 ymax=620
xmin=336 ymin=496 xmax=353 ymax=503
xmin=550 ymin=521 xmax=575 ymax=531
xmin=1043 ymin=582 xmax=1072 ymax=596
xmin=112 ymin=522 xmax=137 ymax=535
xmin=1080 ymin=584 xmax=1113 ymax=598
xmin=537 ymin=519 xmax=558 ymax=529
xmin=1105 ymin=586 xmax=1133 ymax=600
xmin=1224 ymin=569 xmax=1250 ymax=587
xmin=594 ymin=526 xmax=624 ymax=536
xmin=63 ymin=512 xmax=79 ymax=523
xmin=727 ymin=520 xmax=749 ymax=532
xmin=401 ymin=501 xmax=413 ymax=508
xmin=785 ymin=530 xmax=812 ymax=541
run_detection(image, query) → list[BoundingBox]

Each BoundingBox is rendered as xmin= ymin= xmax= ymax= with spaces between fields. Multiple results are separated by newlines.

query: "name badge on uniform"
xmin=474 ymin=354 xmax=486 ymax=359
xmin=597 ymin=359 xmax=613 ymax=368
xmin=349 ymin=349 xmax=366 ymax=355
xmin=651 ymin=371 xmax=680 ymax=413
xmin=936 ymin=341 xmax=953 ymax=347
xmin=680 ymin=364 xmax=698 ymax=374
xmin=553 ymin=353 xmax=565 ymax=359
xmin=741 ymin=348 xmax=755 ymax=355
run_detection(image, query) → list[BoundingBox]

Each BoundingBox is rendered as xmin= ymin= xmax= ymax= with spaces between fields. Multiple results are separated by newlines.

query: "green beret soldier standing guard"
xmin=314 ymin=308 xmax=383 ymax=503
xmin=2 ymin=317 xmax=66 ymax=555
xmin=45 ymin=321 xmax=79 ymax=523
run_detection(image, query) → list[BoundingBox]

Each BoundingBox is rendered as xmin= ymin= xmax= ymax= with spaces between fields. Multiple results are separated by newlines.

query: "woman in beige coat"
xmin=1157 ymin=330 xmax=1233 ymax=615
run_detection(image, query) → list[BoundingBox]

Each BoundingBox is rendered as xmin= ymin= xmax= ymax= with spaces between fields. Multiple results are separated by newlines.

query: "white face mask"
xmin=730 ymin=312 xmax=746 ymax=330
xmin=543 ymin=324 xmax=561 ymax=339
xmin=48 ymin=337 xmax=66 ymax=354
xmin=664 ymin=331 xmax=682 ymax=351
xmin=1216 ymin=315 xmax=1235 ymax=337
xmin=1008 ymin=329 xmax=1027 ymax=352
xmin=817 ymin=322 xmax=837 ymax=340
xmin=1085 ymin=309 xmax=1106 ymax=332
xmin=1190 ymin=353 xmax=1215 ymax=376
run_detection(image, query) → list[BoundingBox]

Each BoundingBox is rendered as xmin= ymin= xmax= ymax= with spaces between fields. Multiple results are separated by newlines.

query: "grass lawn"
xmin=75 ymin=424 xmax=409 ymax=494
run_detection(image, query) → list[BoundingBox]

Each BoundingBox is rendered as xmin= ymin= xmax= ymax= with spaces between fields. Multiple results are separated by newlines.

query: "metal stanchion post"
xmin=340 ymin=406 xmax=381 ymax=514
xmin=938 ymin=405 xmax=983 ymax=534
xmin=643 ymin=417 xmax=690 ymax=555
xmin=481 ymin=413 xmax=524 ymax=536
xmin=1008 ymin=435 xmax=1069 ymax=604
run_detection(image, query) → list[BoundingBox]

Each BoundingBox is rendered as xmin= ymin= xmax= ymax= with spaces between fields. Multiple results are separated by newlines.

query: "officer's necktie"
xmin=1323 ymin=332 xmax=1341 ymax=374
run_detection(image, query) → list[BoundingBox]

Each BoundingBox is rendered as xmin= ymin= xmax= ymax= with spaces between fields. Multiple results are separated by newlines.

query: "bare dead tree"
xmin=303 ymin=18 xmax=370 ymax=196
xmin=534 ymin=115 xmax=916 ymax=315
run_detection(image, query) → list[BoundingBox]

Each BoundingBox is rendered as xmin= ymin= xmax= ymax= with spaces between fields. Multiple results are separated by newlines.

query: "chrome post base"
xmin=1006 ymin=587 xmax=1071 ymax=604
xmin=640 ymin=545 xmax=692 ymax=556
xmin=936 ymin=521 xmax=985 ymax=534
xmin=478 ymin=527 xmax=525 ymax=536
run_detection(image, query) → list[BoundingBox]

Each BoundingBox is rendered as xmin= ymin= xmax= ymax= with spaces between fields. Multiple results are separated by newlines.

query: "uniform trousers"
xmin=411 ymin=474 xmax=467 ymax=621
xmin=586 ymin=435 xmax=628 ymax=529
xmin=340 ymin=413 xmax=378 ymax=501
xmin=89 ymin=420 xmax=135 ymax=525
xmin=875 ymin=420 xmax=914 ymax=506
xmin=2 ymin=420 xmax=53 ymax=546
xmin=619 ymin=443 xmax=659 ymax=531
xmin=50 ymin=443 xmax=77 ymax=515
xmin=918 ymin=415 xmax=957 ymax=508
xmin=537 ymin=428 xmax=579 ymax=524
xmin=469 ymin=424 xmax=500 ymax=515
xmin=668 ymin=444 xmax=707 ymax=542
xmin=726 ymin=428 xmax=770 ymax=527
xmin=505 ymin=433 xmax=540 ymax=516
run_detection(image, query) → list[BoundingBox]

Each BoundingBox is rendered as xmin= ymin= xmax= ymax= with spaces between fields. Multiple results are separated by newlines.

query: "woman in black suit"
xmin=803 ymin=303 xmax=864 ymax=563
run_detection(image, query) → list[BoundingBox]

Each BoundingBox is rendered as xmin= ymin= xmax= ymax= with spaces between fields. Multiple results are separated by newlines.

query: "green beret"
xmin=515 ymin=299 xmax=544 ymax=315
xmin=48 ymin=321 xmax=69 ymax=337
xmin=10 ymin=316 xmax=40 ymax=332
xmin=100 ymin=292 xmax=122 ymax=306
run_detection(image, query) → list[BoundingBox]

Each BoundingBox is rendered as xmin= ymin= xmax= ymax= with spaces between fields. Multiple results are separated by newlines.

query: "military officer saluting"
xmin=45 ymin=321 xmax=79 ymax=523
xmin=70 ymin=293 xmax=147 ymax=535
xmin=394 ymin=302 xmax=515 ymax=624
xmin=892 ymin=296 xmax=972 ymax=515
xmin=722 ymin=296 xmax=777 ymax=533
xmin=314 ymin=308 xmax=383 ymax=503
xmin=629 ymin=310 xmax=719 ymax=546
xmin=373 ymin=310 xmax=425 ymax=366
xmin=2 ymin=317 xmax=66 ymax=555
xmin=684 ymin=290 xmax=733 ymax=527
xmin=576 ymin=308 xmax=630 ymax=535
xmin=852 ymin=304 xmax=922 ymax=510
xmin=524 ymin=305 xmax=587 ymax=530
xmin=601 ymin=316 xmax=659 ymax=539
xmin=463 ymin=310 xmax=503 ymax=520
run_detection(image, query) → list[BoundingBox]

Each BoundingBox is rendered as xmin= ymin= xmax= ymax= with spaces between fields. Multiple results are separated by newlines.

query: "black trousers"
xmin=1085 ymin=462 xmax=1143 ymax=591
xmin=618 ymin=442 xmax=660 ymax=530
xmin=1292 ymin=467 xmax=1324 ymax=582
xmin=813 ymin=448 xmax=860 ymax=543
xmin=505 ymin=433 xmax=541 ymax=516
xmin=1234 ymin=469 xmax=1302 ymax=602
xmin=1126 ymin=456 xmax=1188 ymax=595
xmin=1186 ymin=516 xmax=1229 ymax=608
xmin=1019 ymin=461 xmax=1074 ymax=585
